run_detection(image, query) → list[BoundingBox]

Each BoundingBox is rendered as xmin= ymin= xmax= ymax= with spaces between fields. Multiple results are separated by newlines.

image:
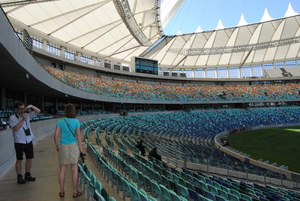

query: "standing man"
xmin=135 ymin=140 xmax=146 ymax=156
xmin=9 ymin=102 xmax=40 ymax=184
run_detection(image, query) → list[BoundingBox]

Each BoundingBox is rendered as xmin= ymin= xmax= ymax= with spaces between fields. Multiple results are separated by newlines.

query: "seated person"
xmin=221 ymin=140 xmax=230 ymax=146
xmin=135 ymin=140 xmax=146 ymax=156
xmin=149 ymin=147 xmax=162 ymax=161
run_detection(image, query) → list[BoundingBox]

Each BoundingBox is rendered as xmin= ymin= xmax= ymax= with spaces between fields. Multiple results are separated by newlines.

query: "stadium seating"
xmin=44 ymin=66 xmax=300 ymax=102
xmin=81 ymin=119 xmax=300 ymax=201
xmin=82 ymin=107 xmax=300 ymax=179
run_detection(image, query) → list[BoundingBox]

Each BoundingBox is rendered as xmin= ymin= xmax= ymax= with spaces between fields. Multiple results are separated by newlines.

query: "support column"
xmin=92 ymin=56 xmax=97 ymax=66
xmin=227 ymin=67 xmax=230 ymax=78
xmin=60 ymin=46 xmax=66 ymax=58
xmin=204 ymin=68 xmax=207 ymax=78
xmin=75 ymin=52 xmax=81 ymax=62
xmin=42 ymin=39 xmax=47 ymax=51
xmin=238 ymin=67 xmax=242 ymax=78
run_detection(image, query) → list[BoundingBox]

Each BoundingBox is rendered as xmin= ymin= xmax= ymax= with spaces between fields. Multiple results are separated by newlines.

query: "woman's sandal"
xmin=59 ymin=191 xmax=65 ymax=197
xmin=72 ymin=191 xmax=82 ymax=198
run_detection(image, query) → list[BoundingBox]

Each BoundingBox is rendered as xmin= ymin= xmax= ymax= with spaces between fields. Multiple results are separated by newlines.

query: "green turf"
xmin=225 ymin=126 xmax=300 ymax=173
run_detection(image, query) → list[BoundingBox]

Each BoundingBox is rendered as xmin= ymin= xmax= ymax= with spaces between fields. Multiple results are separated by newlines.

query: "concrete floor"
xmin=0 ymin=132 xmax=122 ymax=201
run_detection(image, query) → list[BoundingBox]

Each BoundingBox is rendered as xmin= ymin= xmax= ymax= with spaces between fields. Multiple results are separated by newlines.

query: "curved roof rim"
xmin=160 ymin=0 xmax=185 ymax=28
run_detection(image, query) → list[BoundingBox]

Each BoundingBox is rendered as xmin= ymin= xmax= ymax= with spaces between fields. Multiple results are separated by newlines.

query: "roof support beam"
xmin=113 ymin=0 xmax=151 ymax=46
xmin=168 ymin=36 xmax=300 ymax=56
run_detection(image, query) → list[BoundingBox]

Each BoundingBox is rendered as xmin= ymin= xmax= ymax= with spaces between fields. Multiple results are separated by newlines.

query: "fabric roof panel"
xmin=196 ymin=55 xmax=209 ymax=66
xmin=213 ymin=30 xmax=230 ymax=47
xmin=183 ymin=55 xmax=198 ymax=66
xmin=191 ymin=34 xmax=209 ymax=48
xmin=272 ymin=22 xmax=285 ymax=41
xmin=206 ymin=54 xmax=222 ymax=66
xmin=280 ymin=16 xmax=300 ymax=38
xmin=264 ymin=47 xmax=277 ymax=61
xmin=252 ymin=49 xmax=268 ymax=63
xmin=285 ymin=43 xmax=300 ymax=59
xmin=248 ymin=24 xmax=262 ymax=45
xmin=274 ymin=46 xmax=290 ymax=60
xmin=3 ymin=1 xmax=299 ymax=69
xmin=257 ymin=22 xmax=276 ymax=43
xmin=226 ymin=28 xmax=239 ymax=46
xmin=230 ymin=52 xmax=246 ymax=65
xmin=231 ymin=27 xmax=251 ymax=46
xmin=204 ymin=31 xmax=217 ymax=48
xmin=218 ymin=53 xmax=232 ymax=65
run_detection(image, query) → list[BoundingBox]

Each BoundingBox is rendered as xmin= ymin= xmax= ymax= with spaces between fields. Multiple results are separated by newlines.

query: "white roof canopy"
xmin=2 ymin=0 xmax=300 ymax=69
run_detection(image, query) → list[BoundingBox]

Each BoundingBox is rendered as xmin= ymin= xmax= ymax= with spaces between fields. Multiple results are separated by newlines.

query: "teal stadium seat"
xmin=159 ymin=184 xmax=172 ymax=201
xmin=150 ymin=179 xmax=162 ymax=199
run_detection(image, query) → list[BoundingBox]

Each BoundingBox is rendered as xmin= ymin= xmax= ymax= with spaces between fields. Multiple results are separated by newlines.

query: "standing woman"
xmin=54 ymin=103 xmax=83 ymax=198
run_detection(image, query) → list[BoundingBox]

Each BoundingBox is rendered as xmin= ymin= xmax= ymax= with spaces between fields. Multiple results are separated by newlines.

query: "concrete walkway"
xmin=0 ymin=132 xmax=122 ymax=201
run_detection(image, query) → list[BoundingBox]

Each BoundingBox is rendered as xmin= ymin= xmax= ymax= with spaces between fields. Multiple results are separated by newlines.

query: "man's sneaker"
xmin=25 ymin=173 xmax=36 ymax=181
xmin=17 ymin=175 xmax=26 ymax=184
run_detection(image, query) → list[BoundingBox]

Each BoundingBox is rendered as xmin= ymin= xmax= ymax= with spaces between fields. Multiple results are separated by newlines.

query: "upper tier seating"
xmin=44 ymin=66 xmax=300 ymax=102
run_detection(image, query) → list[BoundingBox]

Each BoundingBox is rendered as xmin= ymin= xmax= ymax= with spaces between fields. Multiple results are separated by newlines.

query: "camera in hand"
xmin=80 ymin=152 xmax=86 ymax=163
xmin=24 ymin=110 xmax=30 ymax=113
xmin=24 ymin=128 xmax=31 ymax=136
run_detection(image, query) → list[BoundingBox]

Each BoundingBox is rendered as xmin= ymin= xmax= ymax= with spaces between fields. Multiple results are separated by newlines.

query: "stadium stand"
xmin=78 ymin=108 xmax=300 ymax=181
xmin=44 ymin=66 xmax=300 ymax=102
xmin=79 ymin=119 xmax=300 ymax=201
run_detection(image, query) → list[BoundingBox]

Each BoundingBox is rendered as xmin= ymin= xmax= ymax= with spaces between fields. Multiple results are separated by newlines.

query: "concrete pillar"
xmin=75 ymin=52 xmax=81 ymax=62
xmin=60 ymin=46 xmax=66 ymax=58
xmin=42 ymin=39 xmax=47 ymax=51
xmin=92 ymin=56 xmax=97 ymax=66
xmin=227 ymin=67 xmax=229 ymax=78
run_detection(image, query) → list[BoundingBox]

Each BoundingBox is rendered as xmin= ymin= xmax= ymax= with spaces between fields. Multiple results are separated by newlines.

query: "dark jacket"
xmin=149 ymin=148 xmax=161 ymax=161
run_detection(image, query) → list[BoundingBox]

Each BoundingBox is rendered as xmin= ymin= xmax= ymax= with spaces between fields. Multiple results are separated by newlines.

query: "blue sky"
xmin=163 ymin=0 xmax=300 ymax=35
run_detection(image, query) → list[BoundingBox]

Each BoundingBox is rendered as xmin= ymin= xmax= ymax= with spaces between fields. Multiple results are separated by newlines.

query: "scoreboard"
xmin=131 ymin=57 xmax=158 ymax=75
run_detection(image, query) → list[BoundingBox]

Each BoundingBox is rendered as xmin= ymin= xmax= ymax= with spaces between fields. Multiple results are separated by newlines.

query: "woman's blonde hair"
xmin=64 ymin=103 xmax=76 ymax=118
